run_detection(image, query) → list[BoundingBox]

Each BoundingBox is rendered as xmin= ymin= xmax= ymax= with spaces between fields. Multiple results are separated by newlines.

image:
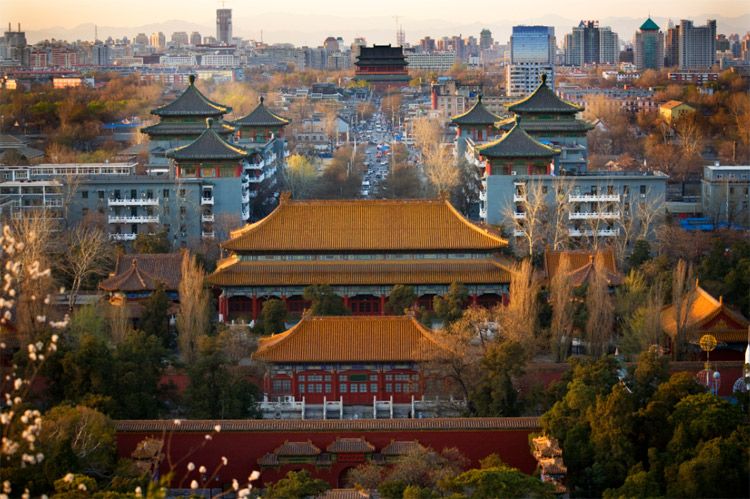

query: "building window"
xmin=299 ymin=384 xmax=305 ymax=393
xmin=272 ymin=379 xmax=291 ymax=393
xmin=179 ymin=189 xmax=186 ymax=198
xmin=180 ymin=206 xmax=186 ymax=216
xmin=98 ymin=190 xmax=105 ymax=199
xmin=81 ymin=191 xmax=88 ymax=199
xmin=359 ymin=383 xmax=367 ymax=392
xmin=640 ymin=185 xmax=646 ymax=194
xmin=385 ymin=383 xmax=392 ymax=392
xmin=146 ymin=190 xmax=154 ymax=199
xmin=325 ymin=384 xmax=331 ymax=393
xmin=350 ymin=384 xmax=358 ymax=393
xmin=163 ymin=189 xmax=170 ymax=198
xmin=370 ymin=383 xmax=377 ymax=392
xmin=341 ymin=384 xmax=347 ymax=393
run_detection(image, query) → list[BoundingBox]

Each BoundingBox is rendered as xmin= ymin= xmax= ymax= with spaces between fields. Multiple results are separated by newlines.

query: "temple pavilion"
xmin=253 ymin=315 xmax=446 ymax=414
xmin=660 ymin=284 xmax=749 ymax=361
xmin=141 ymin=75 xmax=235 ymax=167
xmin=354 ymin=45 xmax=410 ymax=92
xmin=208 ymin=197 xmax=510 ymax=321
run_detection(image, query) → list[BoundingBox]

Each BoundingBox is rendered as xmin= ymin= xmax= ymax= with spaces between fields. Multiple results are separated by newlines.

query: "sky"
xmin=2 ymin=0 xmax=748 ymax=44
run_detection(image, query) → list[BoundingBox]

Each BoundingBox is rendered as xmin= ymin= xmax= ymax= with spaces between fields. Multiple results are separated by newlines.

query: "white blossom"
xmin=190 ymin=480 xmax=198 ymax=490
xmin=187 ymin=462 xmax=195 ymax=471
xmin=198 ymin=465 xmax=207 ymax=474
xmin=214 ymin=424 xmax=222 ymax=433
xmin=221 ymin=456 xmax=228 ymax=466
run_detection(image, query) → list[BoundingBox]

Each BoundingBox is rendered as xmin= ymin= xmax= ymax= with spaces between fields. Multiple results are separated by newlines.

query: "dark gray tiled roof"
xmin=507 ymin=75 xmax=582 ymax=114
xmin=141 ymin=120 xmax=235 ymax=137
xmin=477 ymin=120 xmax=559 ymax=158
xmin=451 ymin=96 xmax=501 ymax=126
xmin=233 ymin=97 xmax=290 ymax=127
xmin=495 ymin=117 xmax=593 ymax=133
xmin=152 ymin=76 xmax=231 ymax=117
xmin=166 ymin=126 xmax=248 ymax=161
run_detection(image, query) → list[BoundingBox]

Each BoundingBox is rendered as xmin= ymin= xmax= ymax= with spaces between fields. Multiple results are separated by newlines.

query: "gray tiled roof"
xmin=233 ymin=97 xmax=290 ymax=127
xmin=152 ymin=75 xmax=231 ymax=117
xmin=141 ymin=120 xmax=235 ymax=137
xmin=478 ymin=120 xmax=559 ymax=158
xmin=495 ymin=117 xmax=593 ymax=133
xmin=166 ymin=125 xmax=248 ymax=161
xmin=451 ymin=96 xmax=501 ymax=126
xmin=507 ymin=75 xmax=583 ymax=114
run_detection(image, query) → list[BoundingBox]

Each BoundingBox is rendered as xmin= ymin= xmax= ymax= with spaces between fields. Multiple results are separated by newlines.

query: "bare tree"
xmin=283 ymin=154 xmax=318 ymax=199
xmin=549 ymin=180 xmax=573 ymax=251
xmin=176 ymin=252 xmax=210 ymax=363
xmin=498 ymin=259 xmax=538 ymax=347
xmin=106 ymin=301 xmax=131 ymax=345
xmin=671 ymin=259 xmax=697 ymax=361
xmin=673 ymin=113 xmax=704 ymax=160
xmin=59 ymin=225 xmax=111 ymax=310
xmin=504 ymin=179 xmax=547 ymax=258
xmin=585 ymin=253 xmax=615 ymax=357
xmin=635 ymin=190 xmax=665 ymax=241
xmin=549 ymin=253 xmax=574 ymax=361
xmin=413 ymin=117 xmax=459 ymax=195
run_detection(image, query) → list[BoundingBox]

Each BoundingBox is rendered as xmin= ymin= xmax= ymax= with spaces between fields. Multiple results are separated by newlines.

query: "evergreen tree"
xmin=140 ymin=286 xmax=172 ymax=349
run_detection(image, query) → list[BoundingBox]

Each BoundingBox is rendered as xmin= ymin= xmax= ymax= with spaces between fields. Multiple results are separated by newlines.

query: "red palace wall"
xmin=116 ymin=418 xmax=540 ymax=489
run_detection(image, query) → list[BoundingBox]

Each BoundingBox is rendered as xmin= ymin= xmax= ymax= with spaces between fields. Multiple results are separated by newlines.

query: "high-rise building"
xmin=216 ymin=8 xmax=232 ymax=45
xmin=507 ymin=26 xmax=556 ymax=97
xmin=149 ymin=32 xmax=166 ymax=49
xmin=665 ymin=21 xmax=680 ymax=67
xmin=599 ymin=27 xmax=619 ymax=64
xmin=420 ymin=37 xmax=436 ymax=53
xmin=564 ymin=20 xmax=618 ymax=66
xmin=480 ymin=29 xmax=493 ymax=51
xmin=190 ymin=32 xmax=202 ymax=46
xmin=171 ymin=31 xmax=189 ymax=46
xmin=634 ymin=17 xmax=664 ymax=70
xmin=510 ymin=26 xmax=555 ymax=64
xmin=323 ymin=36 xmax=339 ymax=53
xmin=678 ymin=19 xmax=716 ymax=69
xmin=92 ymin=43 xmax=111 ymax=66
xmin=1 ymin=23 xmax=28 ymax=66
xmin=134 ymin=33 xmax=149 ymax=45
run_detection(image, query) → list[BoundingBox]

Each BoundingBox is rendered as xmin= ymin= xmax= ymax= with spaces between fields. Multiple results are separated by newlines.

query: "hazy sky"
xmin=2 ymin=0 xmax=747 ymax=30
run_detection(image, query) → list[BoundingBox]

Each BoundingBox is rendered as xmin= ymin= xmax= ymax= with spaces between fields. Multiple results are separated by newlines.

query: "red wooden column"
xmin=218 ymin=293 xmax=228 ymax=322
xmin=471 ymin=294 xmax=478 ymax=306
xmin=343 ymin=295 xmax=350 ymax=311
xmin=251 ymin=295 xmax=259 ymax=320
xmin=380 ymin=295 xmax=386 ymax=315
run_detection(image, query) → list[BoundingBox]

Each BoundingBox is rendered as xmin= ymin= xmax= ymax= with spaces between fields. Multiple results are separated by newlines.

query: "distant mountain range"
xmin=24 ymin=13 xmax=750 ymax=47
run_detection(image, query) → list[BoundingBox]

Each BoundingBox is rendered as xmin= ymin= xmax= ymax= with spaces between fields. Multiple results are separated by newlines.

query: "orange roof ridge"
xmin=254 ymin=314 xmax=446 ymax=363
xmin=442 ymin=198 xmax=508 ymax=245
xmin=221 ymin=198 xmax=507 ymax=252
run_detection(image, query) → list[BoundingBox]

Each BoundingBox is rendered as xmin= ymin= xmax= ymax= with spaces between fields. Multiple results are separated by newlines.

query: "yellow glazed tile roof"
xmin=661 ymin=285 xmax=749 ymax=343
xmin=253 ymin=315 xmax=445 ymax=363
xmin=222 ymin=198 xmax=507 ymax=252
xmin=208 ymin=258 xmax=511 ymax=286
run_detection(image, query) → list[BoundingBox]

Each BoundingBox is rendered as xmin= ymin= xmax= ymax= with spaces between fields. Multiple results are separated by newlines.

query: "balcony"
xmin=201 ymin=231 xmax=215 ymax=239
xmin=568 ymin=228 xmax=621 ymax=237
xmin=108 ymin=198 xmax=159 ymax=206
xmin=479 ymin=190 xmax=487 ymax=202
xmin=479 ymin=205 xmax=487 ymax=220
xmin=568 ymin=193 xmax=620 ymax=203
xmin=245 ymin=172 xmax=266 ymax=183
xmin=513 ymin=193 xmax=526 ymax=202
xmin=569 ymin=211 xmax=621 ymax=220
xmin=44 ymin=199 xmax=63 ymax=207
xmin=108 ymin=215 xmax=159 ymax=224
xmin=513 ymin=229 xmax=526 ymax=237
xmin=201 ymin=214 xmax=215 ymax=223
xmin=108 ymin=233 xmax=137 ymax=241
xmin=513 ymin=211 xmax=526 ymax=220
xmin=200 ymin=196 xmax=214 ymax=206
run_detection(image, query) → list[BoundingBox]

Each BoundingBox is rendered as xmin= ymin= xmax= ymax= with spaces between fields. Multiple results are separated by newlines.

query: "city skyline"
xmin=2 ymin=0 xmax=749 ymax=45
